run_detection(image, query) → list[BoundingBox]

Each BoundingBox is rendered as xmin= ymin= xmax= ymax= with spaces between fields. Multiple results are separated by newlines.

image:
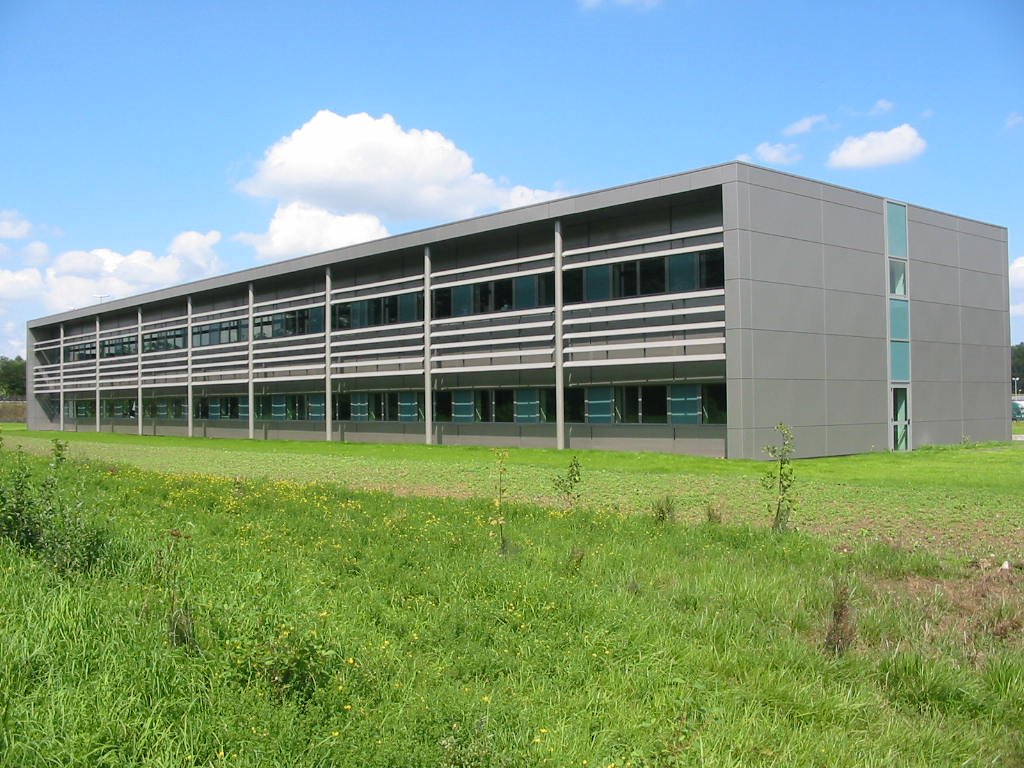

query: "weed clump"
xmin=652 ymin=493 xmax=676 ymax=523
xmin=705 ymin=498 xmax=724 ymax=524
xmin=824 ymin=575 xmax=857 ymax=657
xmin=0 ymin=439 xmax=110 ymax=573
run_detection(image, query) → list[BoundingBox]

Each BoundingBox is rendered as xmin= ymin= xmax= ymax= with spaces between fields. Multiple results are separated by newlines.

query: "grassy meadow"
xmin=0 ymin=427 xmax=1022 ymax=766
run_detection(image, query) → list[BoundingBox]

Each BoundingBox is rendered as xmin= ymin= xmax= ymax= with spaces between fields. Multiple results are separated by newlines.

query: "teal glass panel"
xmin=586 ymin=386 xmax=613 ymax=424
xmin=453 ymin=390 xmax=475 ymax=422
xmin=307 ymin=394 xmax=325 ymax=421
xmin=889 ymin=298 xmax=909 ymax=340
xmin=668 ymin=384 xmax=701 ymax=424
xmin=892 ymin=388 xmax=908 ymax=422
xmin=668 ymin=253 xmax=697 ymax=292
xmin=398 ymin=293 xmax=419 ymax=323
xmin=238 ymin=397 xmax=249 ymax=419
xmin=886 ymin=202 xmax=908 ymax=258
xmin=157 ymin=400 xmax=168 ymax=419
xmin=398 ymin=392 xmax=419 ymax=422
xmin=208 ymin=399 xmax=220 ymax=420
xmin=890 ymin=341 xmax=910 ymax=382
xmin=514 ymin=388 xmax=539 ymax=423
xmin=350 ymin=392 xmax=368 ymax=421
xmin=272 ymin=394 xmax=287 ymax=420
xmin=453 ymin=285 xmax=473 ymax=317
xmin=893 ymin=423 xmax=908 ymax=451
xmin=584 ymin=265 xmax=611 ymax=302
xmin=889 ymin=259 xmax=907 ymax=295
xmin=514 ymin=275 xmax=537 ymax=309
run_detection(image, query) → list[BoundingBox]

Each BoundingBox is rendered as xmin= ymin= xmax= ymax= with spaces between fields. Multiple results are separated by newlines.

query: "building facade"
xmin=26 ymin=163 xmax=1011 ymax=458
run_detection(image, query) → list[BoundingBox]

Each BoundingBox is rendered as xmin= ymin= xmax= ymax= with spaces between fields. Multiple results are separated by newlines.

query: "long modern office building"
xmin=26 ymin=162 xmax=1011 ymax=458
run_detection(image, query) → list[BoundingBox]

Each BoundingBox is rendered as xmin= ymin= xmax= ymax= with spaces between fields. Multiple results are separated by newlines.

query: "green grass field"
xmin=0 ymin=429 xmax=1022 ymax=765
xmin=4 ymin=426 xmax=1023 ymax=559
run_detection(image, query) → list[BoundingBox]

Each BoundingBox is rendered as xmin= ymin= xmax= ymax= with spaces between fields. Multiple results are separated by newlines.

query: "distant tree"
xmin=1013 ymin=343 xmax=1024 ymax=385
xmin=0 ymin=356 xmax=26 ymax=398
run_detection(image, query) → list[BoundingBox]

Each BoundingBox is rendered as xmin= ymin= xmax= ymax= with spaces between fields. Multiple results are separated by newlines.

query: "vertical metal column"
xmin=247 ymin=283 xmax=255 ymax=440
xmin=324 ymin=268 xmax=333 ymax=442
xmin=58 ymin=323 xmax=65 ymax=432
xmin=187 ymin=296 xmax=194 ymax=438
xmin=423 ymin=246 xmax=433 ymax=445
xmin=94 ymin=316 xmax=101 ymax=433
xmin=136 ymin=307 xmax=143 ymax=436
xmin=553 ymin=220 xmax=566 ymax=450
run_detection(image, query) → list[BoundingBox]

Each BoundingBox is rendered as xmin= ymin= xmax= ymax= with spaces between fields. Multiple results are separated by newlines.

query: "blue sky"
xmin=1 ymin=0 xmax=1022 ymax=357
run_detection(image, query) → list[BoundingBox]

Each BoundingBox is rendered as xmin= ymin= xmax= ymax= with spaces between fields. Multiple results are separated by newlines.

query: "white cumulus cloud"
xmin=0 ymin=210 xmax=32 ymax=239
xmin=782 ymin=114 xmax=826 ymax=136
xmin=0 ymin=267 xmax=44 ymax=300
xmin=40 ymin=230 xmax=222 ymax=312
xmin=1006 ymin=112 xmax=1024 ymax=130
xmin=236 ymin=202 xmax=389 ymax=262
xmin=239 ymin=110 xmax=560 ymax=223
xmin=22 ymin=241 xmax=50 ymax=266
xmin=827 ymin=124 xmax=926 ymax=168
xmin=755 ymin=142 xmax=801 ymax=165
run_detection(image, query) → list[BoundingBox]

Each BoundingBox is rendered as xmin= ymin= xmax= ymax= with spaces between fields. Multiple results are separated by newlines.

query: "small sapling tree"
xmin=762 ymin=422 xmax=796 ymax=532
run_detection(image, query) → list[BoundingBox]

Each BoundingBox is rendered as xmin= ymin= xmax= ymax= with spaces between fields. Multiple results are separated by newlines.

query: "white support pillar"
xmin=136 ymin=307 xmax=143 ymax=436
xmin=423 ymin=246 xmax=433 ymax=445
xmin=324 ymin=268 xmax=333 ymax=442
xmin=247 ymin=283 xmax=255 ymax=440
xmin=553 ymin=220 xmax=566 ymax=450
xmin=58 ymin=323 xmax=65 ymax=432
xmin=94 ymin=316 xmax=101 ymax=433
xmin=187 ymin=296 xmax=194 ymax=438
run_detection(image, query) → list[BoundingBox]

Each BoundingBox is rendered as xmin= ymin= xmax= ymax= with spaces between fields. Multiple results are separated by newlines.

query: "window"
xmin=64 ymin=342 xmax=96 ymax=362
xmin=889 ymin=298 xmax=909 ymax=341
xmin=668 ymin=384 xmax=700 ymax=424
xmin=889 ymin=259 xmax=907 ymax=296
xmin=433 ymin=391 xmax=453 ymax=422
xmin=641 ymin=385 xmax=668 ymax=423
xmin=493 ymin=390 xmax=514 ymax=422
xmin=892 ymin=387 xmax=909 ymax=451
xmin=333 ymin=393 xmax=352 ymax=420
xmin=586 ymin=386 xmax=614 ymax=424
xmin=143 ymin=328 xmax=187 ymax=352
xmin=192 ymin=319 xmax=246 ymax=348
xmin=701 ymin=383 xmax=727 ymax=425
xmin=584 ymin=265 xmax=611 ymax=301
xmin=514 ymin=275 xmax=537 ymax=309
xmin=886 ymin=201 xmax=908 ymax=258
xmin=564 ymin=388 xmax=585 ymax=423
xmin=890 ymin=341 xmax=910 ymax=382
xmin=614 ymin=386 xmax=640 ymax=423
xmin=101 ymin=335 xmax=137 ymax=358
xmin=253 ymin=307 xmax=324 ymax=340
xmin=565 ymin=249 xmax=724 ymax=305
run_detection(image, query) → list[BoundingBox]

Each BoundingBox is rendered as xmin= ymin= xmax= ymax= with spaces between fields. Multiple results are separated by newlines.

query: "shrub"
xmin=552 ymin=455 xmax=583 ymax=509
xmin=762 ymin=423 xmax=796 ymax=533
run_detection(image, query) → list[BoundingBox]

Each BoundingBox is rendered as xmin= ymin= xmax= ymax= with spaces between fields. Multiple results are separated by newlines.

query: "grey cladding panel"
xmin=824 ymin=334 xmax=887 ymax=380
xmin=745 ymin=167 xmax=822 ymax=198
xmin=908 ymin=260 xmax=959 ymax=305
xmin=961 ymin=344 xmax=1009 ymax=383
xmin=748 ymin=232 xmax=823 ymax=288
xmin=748 ymin=329 xmax=825 ymax=380
xmin=911 ymin=381 xmax=963 ymax=420
xmin=747 ymin=280 xmax=824 ymax=333
xmin=958 ymin=232 xmax=1009 ymax=277
xmin=907 ymin=221 xmax=958 ymax=267
xmin=910 ymin=340 xmax=962 ymax=382
xmin=820 ymin=184 xmax=882 ymax=213
xmin=826 ymin=423 xmax=887 ymax=455
xmin=963 ymin=382 xmax=1008 ymax=420
xmin=747 ymin=185 xmax=822 ymax=243
xmin=824 ymin=290 xmax=886 ymax=338
xmin=961 ymin=306 xmax=1008 ymax=347
xmin=959 ymin=269 xmax=1006 ymax=311
xmin=909 ymin=301 xmax=960 ymax=344
xmin=821 ymin=201 xmax=884 ymax=252
xmin=750 ymin=379 xmax=827 ymax=428
xmin=826 ymin=379 xmax=887 ymax=425
xmin=824 ymin=246 xmax=885 ymax=295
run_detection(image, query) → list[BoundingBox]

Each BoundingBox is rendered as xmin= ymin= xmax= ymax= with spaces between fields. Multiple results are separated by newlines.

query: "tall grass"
xmin=0 ymin=448 xmax=1021 ymax=765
